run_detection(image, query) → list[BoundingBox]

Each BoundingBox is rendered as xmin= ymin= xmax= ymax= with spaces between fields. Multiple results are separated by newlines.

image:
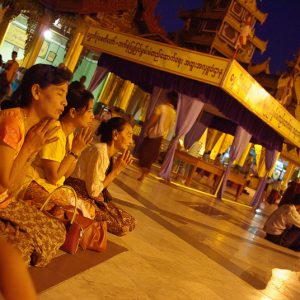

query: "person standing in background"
xmin=137 ymin=91 xmax=178 ymax=181
xmin=5 ymin=51 xmax=19 ymax=85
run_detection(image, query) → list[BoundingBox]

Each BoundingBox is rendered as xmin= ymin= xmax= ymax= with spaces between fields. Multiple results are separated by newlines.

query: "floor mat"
xmin=30 ymin=241 xmax=128 ymax=293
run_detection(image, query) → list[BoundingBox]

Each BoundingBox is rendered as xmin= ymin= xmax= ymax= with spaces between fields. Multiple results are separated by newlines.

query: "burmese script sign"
xmin=222 ymin=60 xmax=300 ymax=147
xmin=83 ymin=26 xmax=230 ymax=86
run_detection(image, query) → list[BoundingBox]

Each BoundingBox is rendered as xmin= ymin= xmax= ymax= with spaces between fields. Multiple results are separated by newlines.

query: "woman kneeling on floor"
xmin=65 ymin=117 xmax=137 ymax=236
xmin=0 ymin=64 xmax=72 ymax=266
xmin=21 ymin=89 xmax=95 ymax=218
xmin=264 ymin=194 xmax=300 ymax=251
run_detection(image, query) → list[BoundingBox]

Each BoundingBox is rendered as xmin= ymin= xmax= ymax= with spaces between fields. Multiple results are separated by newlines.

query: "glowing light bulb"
xmin=43 ymin=30 xmax=52 ymax=40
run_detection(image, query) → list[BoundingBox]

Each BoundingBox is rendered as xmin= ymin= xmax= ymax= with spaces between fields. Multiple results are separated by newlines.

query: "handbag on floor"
xmin=66 ymin=211 xmax=107 ymax=252
xmin=42 ymin=186 xmax=108 ymax=253
xmin=40 ymin=185 xmax=82 ymax=255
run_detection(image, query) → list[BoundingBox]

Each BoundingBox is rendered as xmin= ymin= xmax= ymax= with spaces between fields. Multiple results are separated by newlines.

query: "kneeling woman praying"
xmin=65 ymin=117 xmax=137 ymax=235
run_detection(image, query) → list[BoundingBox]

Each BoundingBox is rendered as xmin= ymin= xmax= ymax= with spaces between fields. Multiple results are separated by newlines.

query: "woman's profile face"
xmin=35 ymin=82 xmax=68 ymax=119
xmin=115 ymin=123 xmax=133 ymax=150
xmin=76 ymin=99 xmax=94 ymax=128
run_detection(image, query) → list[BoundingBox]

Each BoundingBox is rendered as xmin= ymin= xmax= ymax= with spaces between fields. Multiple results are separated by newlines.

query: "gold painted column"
xmin=205 ymin=129 xmax=219 ymax=152
xmin=236 ymin=143 xmax=252 ymax=166
xmin=21 ymin=16 xmax=50 ymax=68
xmin=257 ymin=147 xmax=266 ymax=177
xmin=282 ymin=162 xmax=295 ymax=187
xmin=106 ymin=75 xmax=120 ymax=105
xmin=0 ymin=18 xmax=10 ymax=48
xmin=210 ymin=133 xmax=226 ymax=160
xmin=64 ymin=22 xmax=87 ymax=72
xmin=98 ymin=72 xmax=113 ymax=104
xmin=116 ymin=80 xmax=135 ymax=111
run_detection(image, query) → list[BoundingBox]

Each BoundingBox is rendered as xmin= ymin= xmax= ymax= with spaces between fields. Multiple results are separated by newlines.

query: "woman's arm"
xmin=85 ymin=148 xmax=132 ymax=198
xmin=102 ymin=150 xmax=133 ymax=188
xmin=0 ymin=119 xmax=59 ymax=192
xmin=0 ymin=239 xmax=37 ymax=300
xmin=42 ymin=128 xmax=93 ymax=184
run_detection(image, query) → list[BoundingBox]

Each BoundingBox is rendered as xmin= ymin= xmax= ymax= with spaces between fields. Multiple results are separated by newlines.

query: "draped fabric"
xmin=250 ymin=149 xmax=279 ymax=209
xmin=99 ymin=54 xmax=283 ymax=151
xmin=184 ymin=122 xmax=207 ymax=150
xmin=88 ymin=67 xmax=109 ymax=92
xmin=159 ymin=94 xmax=205 ymax=180
xmin=216 ymin=126 xmax=252 ymax=199
xmin=133 ymin=87 xmax=165 ymax=156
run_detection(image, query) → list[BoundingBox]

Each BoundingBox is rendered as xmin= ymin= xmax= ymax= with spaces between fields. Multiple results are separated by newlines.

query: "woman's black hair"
xmin=292 ymin=194 xmax=300 ymax=206
xmin=60 ymin=89 xmax=94 ymax=117
xmin=10 ymin=64 xmax=72 ymax=107
xmin=96 ymin=117 xmax=128 ymax=143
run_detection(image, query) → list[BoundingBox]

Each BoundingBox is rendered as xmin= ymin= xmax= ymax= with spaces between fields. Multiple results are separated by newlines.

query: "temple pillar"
xmin=282 ymin=162 xmax=295 ymax=187
xmin=254 ymin=144 xmax=262 ymax=173
xmin=106 ymin=75 xmax=121 ymax=106
xmin=64 ymin=23 xmax=87 ymax=72
xmin=21 ymin=16 xmax=50 ymax=68
xmin=98 ymin=73 xmax=113 ymax=104
xmin=210 ymin=133 xmax=226 ymax=160
xmin=205 ymin=129 xmax=219 ymax=152
xmin=116 ymin=80 xmax=135 ymax=111
xmin=0 ymin=18 xmax=10 ymax=48
xmin=236 ymin=143 xmax=252 ymax=166
xmin=257 ymin=148 xmax=266 ymax=177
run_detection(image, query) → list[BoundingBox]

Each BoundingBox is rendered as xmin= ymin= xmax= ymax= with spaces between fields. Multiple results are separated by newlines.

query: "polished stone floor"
xmin=37 ymin=166 xmax=300 ymax=300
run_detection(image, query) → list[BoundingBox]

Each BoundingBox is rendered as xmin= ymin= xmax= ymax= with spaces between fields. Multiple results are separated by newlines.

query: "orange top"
xmin=5 ymin=60 xmax=19 ymax=83
xmin=0 ymin=107 xmax=25 ymax=155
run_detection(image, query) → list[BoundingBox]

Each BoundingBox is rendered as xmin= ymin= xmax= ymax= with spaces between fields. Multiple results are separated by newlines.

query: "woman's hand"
xmin=71 ymin=128 xmax=93 ymax=156
xmin=113 ymin=149 xmax=133 ymax=175
xmin=23 ymin=119 xmax=60 ymax=155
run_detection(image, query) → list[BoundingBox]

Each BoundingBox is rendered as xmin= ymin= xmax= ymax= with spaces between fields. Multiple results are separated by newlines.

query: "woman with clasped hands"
xmin=21 ymin=89 xmax=95 ymax=218
xmin=0 ymin=64 xmax=72 ymax=267
xmin=66 ymin=117 xmax=137 ymax=235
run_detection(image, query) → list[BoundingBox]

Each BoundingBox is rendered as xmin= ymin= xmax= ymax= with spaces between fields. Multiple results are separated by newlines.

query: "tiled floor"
xmin=36 ymin=166 xmax=300 ymax=300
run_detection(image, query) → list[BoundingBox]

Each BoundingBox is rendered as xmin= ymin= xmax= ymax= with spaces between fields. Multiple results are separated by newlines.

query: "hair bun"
xmin=96 ymin=120 xmax=108 ymax=137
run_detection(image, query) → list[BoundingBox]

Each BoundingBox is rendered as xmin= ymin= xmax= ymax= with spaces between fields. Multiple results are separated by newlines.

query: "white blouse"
xmin=71 ymin=143 xmax=110 ymax=198
xmin=264 ymin=205 xmax=300 ymax=235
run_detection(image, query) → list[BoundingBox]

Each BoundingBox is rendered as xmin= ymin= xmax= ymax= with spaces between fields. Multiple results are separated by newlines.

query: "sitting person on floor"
xmin=0 ymin=64 xmax=72 ymax=266
xmin=65 ymin=117 xmax=137 ymax=236
xmin=21 ymin=89 xmax=94 ymax=218
xmin=264 ymin=194 xmax=300 ymax=251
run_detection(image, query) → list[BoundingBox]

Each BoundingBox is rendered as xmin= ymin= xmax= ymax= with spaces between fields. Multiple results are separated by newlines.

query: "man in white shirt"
xmin=264 ymin=194 xmax=300 ymax=250
xmin=137 ymin=91 xmax=178 ymax=181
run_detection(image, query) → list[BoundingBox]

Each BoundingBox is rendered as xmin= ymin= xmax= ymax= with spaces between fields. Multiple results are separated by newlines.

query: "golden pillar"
xmin=0 ymin=18 xmax=10 ymax=48
xmin=21 ymin=16 xmax=50 ymax=68
xmin=106 ymin=75 xmax=120 ymax=105
xmin=139 ymin=93 xmax=150 ymax=122
xmin=257 ymin=147 xmax=266 ymax=177
xmin=116 ymin=80 xmax=135 ymax=111
xmin=282 ymin=162 xmax=295 ymax=187
xmin=205 ymin=129 xmax=219 ymax=152
xmin=236 ymin=143 xmax=252 ymax=166
xmin=219 ymin=134 xmax=234 ymax=155
xmin=64 ymin=22 xmax=87 ymax=72
xmin=98 ymin=73 xmax=113 ymax=104
xmin=210 ymin=133 xmax=226 ymax=160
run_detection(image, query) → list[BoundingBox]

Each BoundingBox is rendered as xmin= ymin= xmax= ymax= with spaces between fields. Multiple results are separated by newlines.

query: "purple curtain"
xmin=88 ymin=66 xmax=109 ymax=92
xmin=184 ymin=122 xmax=207 ymax=150
xmin=159 ymin=94 xmax=205 ymax=180
xmin=133 ymin=87 xmax=165 ymax=156
xmin=250 ymin=149 xmax=279 ymax=209
xmin=217 ymin=126 xmax=252 ymax=199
